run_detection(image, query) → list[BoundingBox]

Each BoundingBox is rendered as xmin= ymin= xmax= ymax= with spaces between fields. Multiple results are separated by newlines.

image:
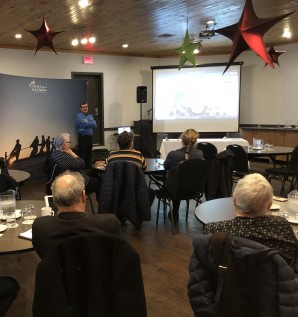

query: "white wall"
xmin=1 ymin=43 xmax=297 ymax=147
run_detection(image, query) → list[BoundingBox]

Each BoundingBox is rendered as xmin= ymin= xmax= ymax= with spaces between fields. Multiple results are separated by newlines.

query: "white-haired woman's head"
xmin=233 ymin=173 xmax=273 ymax=216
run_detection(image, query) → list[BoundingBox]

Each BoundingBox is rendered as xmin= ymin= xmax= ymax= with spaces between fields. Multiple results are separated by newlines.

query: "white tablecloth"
xmin=159 ymin=138 xmax=249 ymax=160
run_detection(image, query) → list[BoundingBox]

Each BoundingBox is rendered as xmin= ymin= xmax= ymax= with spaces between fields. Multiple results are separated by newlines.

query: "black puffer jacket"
xmin=98 ymin=161 xmax=151 ymax=229
xmin=188 ymin=234 xmax=298 ymax=317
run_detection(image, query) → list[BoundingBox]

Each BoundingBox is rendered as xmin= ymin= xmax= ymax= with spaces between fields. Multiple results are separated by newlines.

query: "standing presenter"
xmin=76 ymin=102 xmax=97 ymax=168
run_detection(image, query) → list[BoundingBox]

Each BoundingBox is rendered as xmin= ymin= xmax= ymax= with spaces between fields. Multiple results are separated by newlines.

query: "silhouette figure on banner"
xmin=50 ymin=138 xmax=55 ymax=153
xmin=9 ymin=139 xmax=22 ymax=161
xmin=45 ymin=136 xmax=51 ymax=153
xmin=39 ymin=135 xmax=46 ymax=154
xmin=30 ymin=136 xmax=39 ymax=157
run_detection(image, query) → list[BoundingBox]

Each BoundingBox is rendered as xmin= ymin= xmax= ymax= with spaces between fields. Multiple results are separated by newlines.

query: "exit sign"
xmin=83 ymin=56 xmax=93 ymax=64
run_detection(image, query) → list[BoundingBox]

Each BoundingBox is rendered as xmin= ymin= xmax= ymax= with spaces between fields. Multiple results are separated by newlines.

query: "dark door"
xmin=71 ymin=72 xmax=104 ymax=145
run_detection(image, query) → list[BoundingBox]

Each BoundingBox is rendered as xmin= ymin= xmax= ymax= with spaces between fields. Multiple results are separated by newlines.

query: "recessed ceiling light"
xmin=15 ymin=34 xmax=22 ymax=39
xmin=122 ymin=44 xmax=128 ymax=48
xmin=72 ymin=39 xmax=79 ymax=46
xmin=89 ymin=35 xmax=96 ymax=43
xmin=81 ymin=37 xmax=88 ymax=44
xmin=282 ymin=28 xmax=292 ymax=38
xmin=79 ymin=0 xmax=89 ymax=8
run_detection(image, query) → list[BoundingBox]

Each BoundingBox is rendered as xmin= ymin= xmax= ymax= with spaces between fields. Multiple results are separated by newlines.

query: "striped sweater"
xmin=51 ymin=150 xmax=88 ymax=183
xmin=107 ymin=149 xmax=147 ymax=170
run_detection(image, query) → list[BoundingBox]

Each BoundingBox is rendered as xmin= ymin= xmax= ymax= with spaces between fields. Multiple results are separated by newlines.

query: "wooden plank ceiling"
xmin=0 ymin=0 xmax=297 ymax=57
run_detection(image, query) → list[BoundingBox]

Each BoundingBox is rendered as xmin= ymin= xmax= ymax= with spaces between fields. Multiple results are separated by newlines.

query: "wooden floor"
xmin=2 ymin=177 xmax=203 ymax=317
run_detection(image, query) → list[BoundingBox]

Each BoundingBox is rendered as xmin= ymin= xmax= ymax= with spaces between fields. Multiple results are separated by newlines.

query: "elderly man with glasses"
xmin=50 ymin=132 xmax=100 ymax=201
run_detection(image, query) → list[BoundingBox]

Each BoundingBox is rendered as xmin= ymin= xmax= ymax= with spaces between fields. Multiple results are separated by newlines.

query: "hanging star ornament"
xmin=177 ymin=29 xmax=199 ymax=70
xmin=264 ymin=46 xmax=286 ymax=67
xmin=215 ymin=0 xmax=294 ymax=73
xmin=26 ymin=18 xmax=63 ymax=55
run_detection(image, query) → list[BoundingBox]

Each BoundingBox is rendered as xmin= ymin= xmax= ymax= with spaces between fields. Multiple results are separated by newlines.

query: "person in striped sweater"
xmin=107 ymin=131 xmax=147 ymax=170
xmin=107 ymin=131 xmax=156 ymax=205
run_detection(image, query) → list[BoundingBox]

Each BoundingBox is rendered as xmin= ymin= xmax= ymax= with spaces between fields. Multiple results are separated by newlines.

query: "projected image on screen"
xmin=152 ymin=64 xmax=241 ymax=133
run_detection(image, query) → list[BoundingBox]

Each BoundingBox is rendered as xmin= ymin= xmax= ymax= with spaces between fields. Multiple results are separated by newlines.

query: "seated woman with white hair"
xmin=203 ymin=173 xmax=298 ymax=271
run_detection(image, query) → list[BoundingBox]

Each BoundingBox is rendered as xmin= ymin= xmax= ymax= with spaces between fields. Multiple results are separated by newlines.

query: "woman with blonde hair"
xmin=163 ymin=128 xmax=204 ymax=223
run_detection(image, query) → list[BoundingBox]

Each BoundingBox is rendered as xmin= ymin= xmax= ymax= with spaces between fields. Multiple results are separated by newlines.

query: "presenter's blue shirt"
xmin=76 ymin=112 xmax=97 ymax=136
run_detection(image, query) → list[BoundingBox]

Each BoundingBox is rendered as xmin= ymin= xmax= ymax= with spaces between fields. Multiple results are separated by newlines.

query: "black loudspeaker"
xmin=136 ymin=86 xmax=147 ymax=103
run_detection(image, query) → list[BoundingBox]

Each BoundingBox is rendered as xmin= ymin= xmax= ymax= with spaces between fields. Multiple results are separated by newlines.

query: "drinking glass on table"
xmin=22 ymin=204 xmax=36 ymax=224
xmin=0 ymin=190 xmax=18 ymax=228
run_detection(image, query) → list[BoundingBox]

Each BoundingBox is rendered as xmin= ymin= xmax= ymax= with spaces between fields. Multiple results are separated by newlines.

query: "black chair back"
xmin=0 ymin=174 xmax=17 ymax=193
xmin=45 ymin=162 xmax=64 ymax=195
xmin=265 ymin=145 xmax=298 ymax=196
xmin=288 ymin=145 xmax=298 ymax=170
xmin=0 ymin=157 xmax=9 ymax=175
xmin=165 ymin=159 xmax=208 ymax=199
xmin=226 ymin=144 xmax=249 ymax=174
xmin=33 ymin=233 xmax=147 ymax=317
xmin=197 ymin=142 xmax=218 ymax=160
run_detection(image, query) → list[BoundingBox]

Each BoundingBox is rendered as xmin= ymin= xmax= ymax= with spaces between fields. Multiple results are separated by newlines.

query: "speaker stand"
xmin=138 ymin=104 xmax=153 ymax=157
xmin=139 ymin=102 xmax=143 ymax=154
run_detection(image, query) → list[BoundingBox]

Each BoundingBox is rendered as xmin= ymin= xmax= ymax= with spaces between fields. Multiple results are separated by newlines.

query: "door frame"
xmin=71 ymin=72 xmax=104 ymax=146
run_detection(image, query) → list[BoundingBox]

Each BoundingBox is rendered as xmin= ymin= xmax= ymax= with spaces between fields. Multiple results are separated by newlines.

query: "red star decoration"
xmin=265 ymin=46 xmax=286 ymax=67
xmin=26 ymin=19 xmax=63 ymax=55
xmin=215 ymin=0 xmax=294 ymax=73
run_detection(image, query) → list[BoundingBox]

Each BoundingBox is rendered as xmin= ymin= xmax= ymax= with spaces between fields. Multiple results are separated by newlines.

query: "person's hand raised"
xmin=63 ymin=147 xmax=77 ymax=158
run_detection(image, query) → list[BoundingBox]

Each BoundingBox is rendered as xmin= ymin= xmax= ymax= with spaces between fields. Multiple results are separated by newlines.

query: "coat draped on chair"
xmin=98 ymin=161 xmax=151 ymax=229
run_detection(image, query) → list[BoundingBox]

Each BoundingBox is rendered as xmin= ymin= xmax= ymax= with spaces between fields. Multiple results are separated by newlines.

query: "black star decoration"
xmin=265 ymin=46 xmax=286 ymax=67
xmin=215 ymin=0 xmax=294 ymax=73
xmin=177 ymin=29 xmax=199 ymax=70
xmin=26 ymin=19 xmax=63 ymax=55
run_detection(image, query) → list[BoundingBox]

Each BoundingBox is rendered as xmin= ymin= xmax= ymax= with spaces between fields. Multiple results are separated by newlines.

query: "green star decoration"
xmin=177 ymin=29 xmax=199 ymax=70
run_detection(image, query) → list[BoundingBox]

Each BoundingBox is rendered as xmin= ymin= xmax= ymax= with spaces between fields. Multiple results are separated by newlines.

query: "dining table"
xmin=93 ymin=157 xmax=166 ymax=188
xmin=144 ymin=158 xmax=165 ymax=174
xmin=0 ymin=200 xmax=44 ymax=255
xmin=93 ymin=158 xmax=165 ymax=173
xmin=8 ymin=169 xmax=31 ymax=183
xmin=194 ymin=197 xmax=298 ymax=239
xmin=8 ymin=169 xmax=31 ymax=200
xmin=247 ymin=146 xmax=293 ymax=167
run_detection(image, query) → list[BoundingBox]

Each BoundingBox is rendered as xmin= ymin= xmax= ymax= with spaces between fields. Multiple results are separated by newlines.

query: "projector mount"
xmin=199 ymin=22 xmax=217 ymax=39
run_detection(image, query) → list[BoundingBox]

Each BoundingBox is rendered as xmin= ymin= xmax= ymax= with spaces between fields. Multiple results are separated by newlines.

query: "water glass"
xmin=0 ymin=191 xmax=18 ymax=228
xmin=22 ymin=205 xmax=36 ymax=224
xmin=287 ymin=191 xmax=298 ymax=223
xmin=164 ymin=134 xmax=168 ymax=141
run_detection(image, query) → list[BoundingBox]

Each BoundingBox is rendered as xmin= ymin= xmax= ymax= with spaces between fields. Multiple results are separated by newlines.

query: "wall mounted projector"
xmin=199 ymin=29 xmax=215 ymax=39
